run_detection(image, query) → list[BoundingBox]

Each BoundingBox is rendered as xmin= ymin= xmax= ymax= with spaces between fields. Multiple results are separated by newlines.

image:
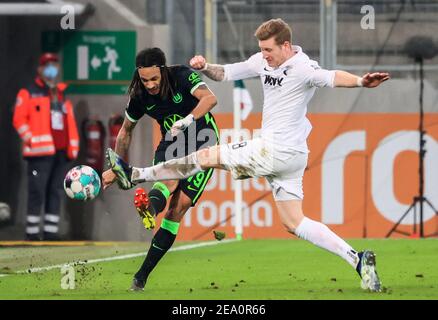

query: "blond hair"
xmin=254 ymin=18 xmax=292 ymax=45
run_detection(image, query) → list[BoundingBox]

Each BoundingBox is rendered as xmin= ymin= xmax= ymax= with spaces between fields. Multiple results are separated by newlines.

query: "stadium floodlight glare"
xmin=386 ymin=36 xmax=438 ymax=238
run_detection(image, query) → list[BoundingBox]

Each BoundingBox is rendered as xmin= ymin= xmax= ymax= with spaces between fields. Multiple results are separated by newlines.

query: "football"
xmin=64 ymin=165 xmax=101 ymax=201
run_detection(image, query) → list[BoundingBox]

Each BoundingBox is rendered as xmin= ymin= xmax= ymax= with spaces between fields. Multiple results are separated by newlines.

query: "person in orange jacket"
xmin=13 ymin=52 xmax=80 ymax=241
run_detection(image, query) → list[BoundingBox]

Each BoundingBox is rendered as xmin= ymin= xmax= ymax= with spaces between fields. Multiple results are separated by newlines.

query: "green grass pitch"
xmin=0 ymin=239 xmax=437 ymax=300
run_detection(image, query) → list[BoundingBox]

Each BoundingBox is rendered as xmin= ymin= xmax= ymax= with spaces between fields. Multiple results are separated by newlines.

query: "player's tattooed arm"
xmin=190 ymin=55 xmax=225 ymax=81
xmin=115 ymin=118 xmax=137 ymax=160
xmin=202 ymin=64 xmax=225 ymax=82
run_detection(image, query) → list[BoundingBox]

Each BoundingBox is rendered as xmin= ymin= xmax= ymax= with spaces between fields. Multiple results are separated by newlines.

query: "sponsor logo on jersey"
xmin=146 ymin=104 xmax=157 ymax=111
xmin=264 ymin=75 xmax=284 ymax=87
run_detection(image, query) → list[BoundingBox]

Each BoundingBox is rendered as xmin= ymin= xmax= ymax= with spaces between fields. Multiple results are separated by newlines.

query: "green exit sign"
xmin=60 ymin=31 xmax=136 ymax=95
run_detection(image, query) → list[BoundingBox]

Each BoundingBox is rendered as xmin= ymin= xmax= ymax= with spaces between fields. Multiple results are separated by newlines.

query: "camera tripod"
xmin=386 ymin=57 xmax=438 ymax=238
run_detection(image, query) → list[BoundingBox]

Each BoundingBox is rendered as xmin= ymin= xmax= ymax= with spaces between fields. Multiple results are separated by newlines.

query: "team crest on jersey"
xmin=164 ymin=114 xmax=184 ymax=131
xmin=172 ymin=93 xmax=183 ymax=104
xmin=264 ymin=75 xmax=284 ymax=87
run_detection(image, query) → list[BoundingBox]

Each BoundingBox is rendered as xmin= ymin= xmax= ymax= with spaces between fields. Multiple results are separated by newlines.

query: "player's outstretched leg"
xmin=294 ymin=217 xmax=382 ymax=292
xmin=356 ymin=250 xmax=382 ymax=292
xmin=107 ymin=147 xmax=205 ymax=186
xmin=106 ymin=148 xmax=134 ymax=190
xmin=276 ymin=201 xmax=383 ymax=293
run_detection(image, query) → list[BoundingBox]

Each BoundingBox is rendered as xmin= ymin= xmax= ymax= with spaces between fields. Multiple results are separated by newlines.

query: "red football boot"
xmin=134 ymin=187 xmax=156 ymax=230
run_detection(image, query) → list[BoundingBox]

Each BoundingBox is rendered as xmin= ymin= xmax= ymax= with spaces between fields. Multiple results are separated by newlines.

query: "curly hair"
xmin=128 ymin=47 xmax=175 ymax=100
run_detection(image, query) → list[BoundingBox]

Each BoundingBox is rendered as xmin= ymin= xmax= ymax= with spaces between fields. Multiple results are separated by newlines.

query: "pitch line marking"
xmin=0 ymin=240 xmax=236 ymax=278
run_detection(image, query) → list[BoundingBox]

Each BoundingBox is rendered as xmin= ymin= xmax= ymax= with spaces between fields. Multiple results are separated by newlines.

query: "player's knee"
xmin=165 ymin=202 xmax=191 ymax=222
xmin=164 ymin=208 xmax=179 ymax=221
xmin=177 ymin=200 xmax=192 ymax=215
xmin=196 ymin=148 xmax=209 ymax=168
xmin=196 ymin=147 xmax=219 ymax=169
xmin=280 ymin=214 xmax=304 ymax=234
xmin=281 ymin=221 xmax=298 ymax=234
xmin=162 ymin=180 xmax=178 ymax=193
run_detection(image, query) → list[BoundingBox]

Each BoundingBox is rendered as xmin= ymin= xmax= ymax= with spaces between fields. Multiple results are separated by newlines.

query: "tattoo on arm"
xmin=115 ymin=135 xmax=130 ymax=160
xmin=115 ymin=120 xmax=136 ymax=160
xmin=203 ymin=64 xmax=225 ymax=81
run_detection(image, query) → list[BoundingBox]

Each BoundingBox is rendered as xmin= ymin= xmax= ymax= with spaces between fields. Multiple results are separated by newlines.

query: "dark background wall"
xmin=0 ymin=15 xmax=67 ymax=229
xmin=0 ymin=3 xmax=155 ymax=241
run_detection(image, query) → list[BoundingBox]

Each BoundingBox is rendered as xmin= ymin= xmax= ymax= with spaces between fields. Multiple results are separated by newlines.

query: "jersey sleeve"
xmin=223 ymin=53 xmax=262 ymax=81
xmin=177 ymin=66 xmax=207 ymax=95
xmin=302 ymin=60 xmax=336 ymax=88
xmin=125 ymin=97 xmax=145 ymax=123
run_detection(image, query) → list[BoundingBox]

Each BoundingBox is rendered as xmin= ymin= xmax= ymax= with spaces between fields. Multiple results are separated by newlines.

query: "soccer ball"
xmin=64 ymin=165 xmax=101 ymax=201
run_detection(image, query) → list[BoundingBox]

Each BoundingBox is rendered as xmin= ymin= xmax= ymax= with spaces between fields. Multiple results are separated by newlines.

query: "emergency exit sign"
xmin=62 ymin=31 xmax=136 ymax=95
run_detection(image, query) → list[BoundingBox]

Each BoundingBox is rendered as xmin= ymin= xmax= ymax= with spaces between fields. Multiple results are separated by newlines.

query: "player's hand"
xmin=102 ymin=169 xmax=117 ymax=190
xmin=362 ymin=72 xmax=390 ymax=88
xmin=22 ymin=135 xmax=32 ymax=148
xmin=190 ymin=55 xmax=207 ymax=70
xmin=170 ymin=114 xmax=194 ymax=137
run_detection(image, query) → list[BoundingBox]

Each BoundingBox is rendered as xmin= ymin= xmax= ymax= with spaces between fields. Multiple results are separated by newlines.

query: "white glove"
xmin=171 ymin=114 xmax=195 ymax=137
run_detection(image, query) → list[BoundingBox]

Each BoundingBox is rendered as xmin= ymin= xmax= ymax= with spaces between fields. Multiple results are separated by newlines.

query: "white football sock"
xmin=295 ymin=217 xmax=359 ymax=269
xmin=132 ymin=152 xmax=203 ymax=183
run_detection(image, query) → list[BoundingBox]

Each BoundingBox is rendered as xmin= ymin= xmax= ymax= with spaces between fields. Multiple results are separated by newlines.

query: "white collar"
xmin=279 ymin=45 xmax=303 ymax=68
xmin=263 ymin=45 xmax=304 ymax=71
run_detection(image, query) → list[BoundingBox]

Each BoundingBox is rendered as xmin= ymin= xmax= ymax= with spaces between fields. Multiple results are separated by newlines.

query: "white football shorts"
xmin=219 ymin=137 xmax=308 ymax=201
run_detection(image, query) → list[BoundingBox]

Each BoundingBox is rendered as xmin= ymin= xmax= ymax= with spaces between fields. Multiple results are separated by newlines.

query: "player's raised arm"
xmin=334 ymin=70 xmax=390 ymax=88
xmin=190 ymin=54 xmax=260 ymax=83
xmin=190 ymin=55 xmax=225 ymax=81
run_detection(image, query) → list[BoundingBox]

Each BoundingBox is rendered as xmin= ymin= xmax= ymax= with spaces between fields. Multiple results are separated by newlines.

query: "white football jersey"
xmin=223 ymin=46 xmax=336 ymax=153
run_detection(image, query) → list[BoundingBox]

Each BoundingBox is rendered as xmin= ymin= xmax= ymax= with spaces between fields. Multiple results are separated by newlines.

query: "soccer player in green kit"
xmin=102 ymin=47 xmax=219 ymax=291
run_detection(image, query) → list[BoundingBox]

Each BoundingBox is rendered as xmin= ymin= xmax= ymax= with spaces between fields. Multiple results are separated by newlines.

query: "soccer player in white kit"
xmin=107 ymin=18 xmax=389 ymax=292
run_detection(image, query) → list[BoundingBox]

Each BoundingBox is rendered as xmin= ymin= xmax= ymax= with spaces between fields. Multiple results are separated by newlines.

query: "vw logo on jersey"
xmin=172 ymin=93 xmax=183 ymax=104
xmin=163 ymin=114 xmax=184 ymax=131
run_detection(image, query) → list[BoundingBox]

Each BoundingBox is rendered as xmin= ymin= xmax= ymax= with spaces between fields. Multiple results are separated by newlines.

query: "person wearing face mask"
xmin=13 ymin=52 xmax=80 ymax=241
